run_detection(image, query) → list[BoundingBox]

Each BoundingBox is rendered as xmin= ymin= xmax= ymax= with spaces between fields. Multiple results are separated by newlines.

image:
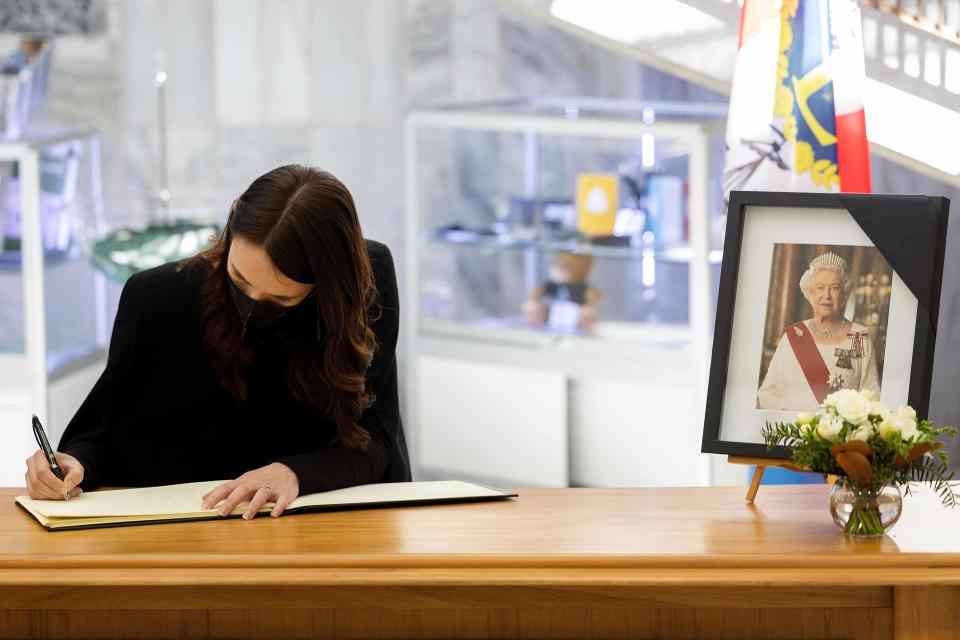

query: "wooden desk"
xmin=2 ymin=485 xmax=960 ymax=639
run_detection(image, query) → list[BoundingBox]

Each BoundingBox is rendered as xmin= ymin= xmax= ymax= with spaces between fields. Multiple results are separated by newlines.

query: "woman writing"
xmin=23 ymin=165 xmax=410 ymax=519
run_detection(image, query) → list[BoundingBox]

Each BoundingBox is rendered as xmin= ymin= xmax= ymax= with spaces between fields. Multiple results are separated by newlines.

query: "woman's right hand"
xmin=25 ymin=449 xmax=84 ymax=500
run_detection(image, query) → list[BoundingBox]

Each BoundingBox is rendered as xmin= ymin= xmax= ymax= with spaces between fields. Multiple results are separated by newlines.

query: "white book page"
xmin=17 ymin=480 xmax=226 ymax=517
xmin=288 ymin=480 xmax=507 ymax=509
xmin=17 ymin=481 xmax=508 ymax=519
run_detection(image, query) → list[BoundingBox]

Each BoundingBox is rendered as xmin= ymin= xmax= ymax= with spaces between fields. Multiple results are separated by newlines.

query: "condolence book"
xmin=15 ymin=480 xmax=516 ymax=531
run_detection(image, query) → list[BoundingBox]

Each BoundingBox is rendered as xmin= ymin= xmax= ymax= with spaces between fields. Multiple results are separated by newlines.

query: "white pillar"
xmin=20 ymin=148 xmax=48 ymax=423
xmin=687 ymin=129 xmax=712 ymax=486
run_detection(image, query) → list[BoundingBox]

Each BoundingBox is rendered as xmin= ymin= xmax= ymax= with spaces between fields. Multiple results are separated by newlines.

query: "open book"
xmin=15 ymin=480 xmax=516 ymax=531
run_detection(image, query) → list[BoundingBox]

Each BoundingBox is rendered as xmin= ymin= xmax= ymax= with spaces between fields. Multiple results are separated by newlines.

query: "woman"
xmin=757 ymin=251 xmax=880 ymax=411
xmin=23 ymin=165 xmax=410 ymax=519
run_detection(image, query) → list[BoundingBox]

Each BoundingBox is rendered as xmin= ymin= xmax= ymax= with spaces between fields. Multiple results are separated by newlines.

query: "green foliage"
xmin=762 ymin=420 xmax=842 ymax=475
xmin=909 ymin=453 xmax=958 ymax=508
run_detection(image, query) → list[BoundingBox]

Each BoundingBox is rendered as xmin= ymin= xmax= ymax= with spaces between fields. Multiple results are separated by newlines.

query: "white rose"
xmin=869 ymin=401 xmax=892 ymax=420
xmin=846 ymin=424 xmax=874 ymax=442
xmin=861 ymin=389 xmax=876 ymax=401
xmin=896 ymin=405 xmax=917 ymax=421
xmin=817 ymin=415 xmax=843 ymax=442
xmin=823 ymin=390 xmax=844 ymax=409
xmin=893 ymin=415 xmax=919 ymax=441
xmin=878 ymin=419 xmax=898 ymax=438
xmin=796 ymin=412 xmax=813 ymax=425
xmin=826 ymin=389 xmax=872 ymax=424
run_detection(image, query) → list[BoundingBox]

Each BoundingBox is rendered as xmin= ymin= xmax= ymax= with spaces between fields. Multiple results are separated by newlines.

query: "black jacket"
xmin=58 ymin=240 xmax=411 ymax=494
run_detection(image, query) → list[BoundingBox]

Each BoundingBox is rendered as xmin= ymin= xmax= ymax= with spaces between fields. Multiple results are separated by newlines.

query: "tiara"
xmin=809 ymin=252 xmax=848 ymax=272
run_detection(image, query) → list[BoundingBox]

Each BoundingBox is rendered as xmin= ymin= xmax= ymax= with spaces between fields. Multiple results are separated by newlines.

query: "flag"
xmin=723 ymin=0 xmax=872 ymax=197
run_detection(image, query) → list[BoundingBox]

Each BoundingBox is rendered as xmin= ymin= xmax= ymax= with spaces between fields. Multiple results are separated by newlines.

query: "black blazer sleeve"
xmin=57 ymin=273 xmax=145 ymax=491
xmin=271 ymin=241 xmax=412 ymax=494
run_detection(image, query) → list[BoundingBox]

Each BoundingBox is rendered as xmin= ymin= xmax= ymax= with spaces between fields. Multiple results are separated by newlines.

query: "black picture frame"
xmin=701 ymin=190 xmax=950 ymax=460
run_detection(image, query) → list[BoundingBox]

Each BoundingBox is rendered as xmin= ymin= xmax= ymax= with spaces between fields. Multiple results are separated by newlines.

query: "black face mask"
xmin=228 ymin=280 xmax=290 ymax=330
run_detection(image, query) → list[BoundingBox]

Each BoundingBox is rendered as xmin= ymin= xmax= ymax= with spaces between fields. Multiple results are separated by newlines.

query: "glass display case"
xmin=0 ymin=126 xmax=107 ymax=470
xmin=404 ymin=99 xmax=725 ymax=488
xmin=409 ymin=99 xmax=724 ymax=347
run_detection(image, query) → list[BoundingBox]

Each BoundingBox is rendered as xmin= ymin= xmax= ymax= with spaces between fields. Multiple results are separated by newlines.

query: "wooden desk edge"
xmin=2 ymin=567 xmax=960 ymax=588
xmin=5 ymin=552 xmax=960 ymax=571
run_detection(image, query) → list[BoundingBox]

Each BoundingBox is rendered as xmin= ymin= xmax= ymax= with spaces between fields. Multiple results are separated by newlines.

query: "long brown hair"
xmin=181 ymin=165 xmax=377 ymax=449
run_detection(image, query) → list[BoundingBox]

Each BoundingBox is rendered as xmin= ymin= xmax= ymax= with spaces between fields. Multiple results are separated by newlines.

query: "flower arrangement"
xmin=761 ymin=389 xmax=958 ymax=536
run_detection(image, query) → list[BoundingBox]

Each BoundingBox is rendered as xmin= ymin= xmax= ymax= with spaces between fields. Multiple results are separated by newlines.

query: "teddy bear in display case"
xmin=522 ymin=252 xmax=601 ymax=333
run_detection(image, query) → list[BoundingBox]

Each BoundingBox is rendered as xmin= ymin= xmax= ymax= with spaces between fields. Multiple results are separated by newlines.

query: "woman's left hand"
xmin=200 ymin=462 xmax=300 ymax=520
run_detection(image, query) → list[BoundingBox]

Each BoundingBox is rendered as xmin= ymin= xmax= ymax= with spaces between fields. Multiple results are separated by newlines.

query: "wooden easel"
xmin=728 ymin=456 xmax=816 ymax=503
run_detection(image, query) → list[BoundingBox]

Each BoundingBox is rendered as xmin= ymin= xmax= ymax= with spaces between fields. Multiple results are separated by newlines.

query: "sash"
xmin=784 ymin=322 xmax=832 ymax=404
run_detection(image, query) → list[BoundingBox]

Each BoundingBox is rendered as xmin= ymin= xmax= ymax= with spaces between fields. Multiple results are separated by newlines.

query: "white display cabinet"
xmin=404 ymin=100 xmax=724 ymax=488
xmin=0 ymin=126 xmax=107 ymax=485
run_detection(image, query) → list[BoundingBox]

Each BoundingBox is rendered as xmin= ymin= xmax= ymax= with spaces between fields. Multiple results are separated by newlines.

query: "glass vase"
xmin=828 ymin=480 xmax=903 ymax=537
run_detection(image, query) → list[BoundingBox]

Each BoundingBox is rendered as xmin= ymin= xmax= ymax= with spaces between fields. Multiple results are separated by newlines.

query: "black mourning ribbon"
xmin=840 ymin=194 xmax=949 ymax=334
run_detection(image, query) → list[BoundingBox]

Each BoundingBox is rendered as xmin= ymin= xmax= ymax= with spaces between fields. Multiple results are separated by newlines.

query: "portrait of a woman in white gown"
xmin=757 ymin=251 xmax=883 ymax=411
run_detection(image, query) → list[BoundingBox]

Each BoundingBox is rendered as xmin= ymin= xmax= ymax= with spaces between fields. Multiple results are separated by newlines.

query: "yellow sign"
xmin=576 ymin=173 xmax=618 ymax=236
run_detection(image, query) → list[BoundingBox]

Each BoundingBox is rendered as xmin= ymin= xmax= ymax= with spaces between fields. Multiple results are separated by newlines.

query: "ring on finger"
xmin=259 ymin=484 xmax=272 ymax=492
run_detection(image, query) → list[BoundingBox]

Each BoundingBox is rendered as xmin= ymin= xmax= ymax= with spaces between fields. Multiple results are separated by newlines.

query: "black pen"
xmin=31 ymin=415 xmax=70 ymax=501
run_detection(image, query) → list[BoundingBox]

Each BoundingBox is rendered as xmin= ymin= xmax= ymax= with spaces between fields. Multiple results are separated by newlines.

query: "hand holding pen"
xmin=24 ymin=415 xmax=84 ymax=501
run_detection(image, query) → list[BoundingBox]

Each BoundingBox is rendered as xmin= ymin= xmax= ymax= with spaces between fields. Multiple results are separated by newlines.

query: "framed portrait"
xmin=702 ymin=191 xmax=950 ymax=459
